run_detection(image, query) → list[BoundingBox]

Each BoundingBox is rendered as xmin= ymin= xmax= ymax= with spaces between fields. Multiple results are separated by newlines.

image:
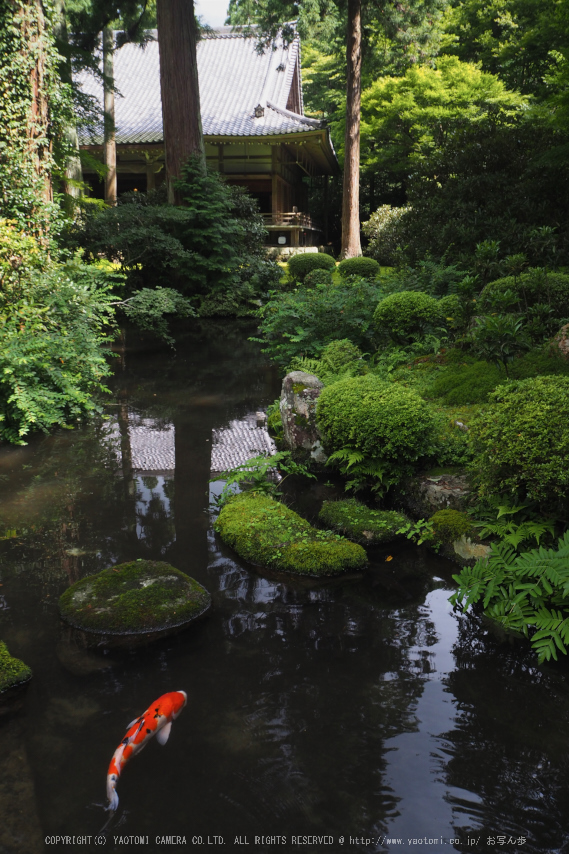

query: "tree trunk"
xmin=156 ymin=0 xmax=205 ymax=205
xmin=54 ymin=0 xmax=83 ymax=203
xmin=103 ymin=26 xmax=117 ymax=204
xmin=340 ymin=0 xmax=362 ymax=258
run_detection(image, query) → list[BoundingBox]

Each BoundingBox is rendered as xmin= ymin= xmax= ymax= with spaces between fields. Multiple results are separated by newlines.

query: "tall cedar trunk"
xmin=103 ymin=27 xmax=117 ymax=203
xmin=340 ymin=0 xmax=362 ymax=258
xmin=156 ymin=0 xmax=205 ymax=204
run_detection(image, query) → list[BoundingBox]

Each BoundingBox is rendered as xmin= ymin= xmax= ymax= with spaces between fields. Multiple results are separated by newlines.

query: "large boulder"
xmin=279 ymin=371 xmax=327 ymax=463
xmin=397 ymin=470 xmax=472 ymax=518
xmin=59 ymin=560 xmax=211 ymax=647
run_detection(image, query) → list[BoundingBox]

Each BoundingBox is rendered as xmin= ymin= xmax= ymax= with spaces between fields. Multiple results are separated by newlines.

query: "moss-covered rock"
xmin=215 ymin=492 xmax=367 ymax=576
xmin=429 ymin=509 xmax=472 ymax=544
xmin=0 ymin=642 xmax=32 ymax=693
xmin=59 ymin=560 xmax=211 ymax=637
xmin=319 ymin=499 xmax=408 ymax=545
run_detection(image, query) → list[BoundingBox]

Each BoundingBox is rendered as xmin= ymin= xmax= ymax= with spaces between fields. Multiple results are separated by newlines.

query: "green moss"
xmin=319 ymin=499 xmax=408 ymax=545
xmin=215 ymin=492 xmax=367 ymax=576
xmin=428 ymin=509 xmax=472 ymax=544
xmin=59 ymin=560 xmax=211 ymax=635
xmin=292 ymin=382 xmax=308 ymax=394
xmin=0 ymin=641 xmax=32 ymax=692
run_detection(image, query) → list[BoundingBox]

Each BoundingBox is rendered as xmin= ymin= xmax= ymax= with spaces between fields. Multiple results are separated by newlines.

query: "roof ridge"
xmin=266 ymin=100 xmax=324 ymax=128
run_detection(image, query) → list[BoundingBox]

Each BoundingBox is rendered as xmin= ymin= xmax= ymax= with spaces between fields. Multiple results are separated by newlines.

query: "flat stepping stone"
xmin=59 ymin=560 xmax=211 ymax=645
xmin=319 ymin=499 xmax=409 ymax=545
xmin=215 ymin=492 xmax=367 ymax=577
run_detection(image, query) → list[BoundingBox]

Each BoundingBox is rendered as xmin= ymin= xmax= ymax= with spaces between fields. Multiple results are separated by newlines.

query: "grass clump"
xmin=319 ymin=499 xmax=408 ymax=545
xmin=215 ymin=492 xmax=367 ymax=576
xmin=0 ymin=641 xmax=31 ymax=692
xmin=59 ymin=560 xmax=211 ymax=634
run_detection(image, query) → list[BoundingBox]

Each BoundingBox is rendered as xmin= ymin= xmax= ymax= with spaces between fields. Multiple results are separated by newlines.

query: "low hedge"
xmin=428 ymin=509 xmax=472 ymax=544
xmin=337 ymin=257 xmax=380 ymax=279
xmin=215 ymin=492 xmax=367 ymax=576
xmin=319 ymin=499 xmax=408 ymax=545
xmin=287 ymin=252 xmax=336 ymax=283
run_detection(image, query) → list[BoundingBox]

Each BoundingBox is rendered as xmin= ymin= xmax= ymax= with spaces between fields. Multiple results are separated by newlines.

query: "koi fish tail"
xmin=106 ymin=775 xmax=119 ymax=811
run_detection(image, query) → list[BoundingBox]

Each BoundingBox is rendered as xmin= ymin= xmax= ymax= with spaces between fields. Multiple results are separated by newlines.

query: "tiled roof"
xmin=78 ymin=29 xmax=324 ymax=145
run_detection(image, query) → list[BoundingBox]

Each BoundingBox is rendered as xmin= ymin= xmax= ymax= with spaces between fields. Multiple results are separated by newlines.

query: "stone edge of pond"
xmin=318 ymin=499 xmax=410 ymax=546
xmin=58 ymin=560 xmax=212 ymax=641
xmin=214 ymin=491 xmax=367 ymax=577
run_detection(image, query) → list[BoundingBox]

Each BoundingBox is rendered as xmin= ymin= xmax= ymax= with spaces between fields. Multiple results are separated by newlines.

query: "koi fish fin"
xmin=106 ymin=788 xmax=119 ymax=812
xmin=127 ymin=718 xmax=139 ymax=730
xmin=156 ymin=722 xmax=172 ymax=746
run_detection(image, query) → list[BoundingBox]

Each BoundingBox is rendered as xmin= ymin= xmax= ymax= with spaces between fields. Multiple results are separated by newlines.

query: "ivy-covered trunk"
xmin=340 ymin=0 xmax=362 ymax=258
xmin=0 ymin=0 xmax=61 ymax=233
xmin=156 ymin=0 xmax=205 ymax=204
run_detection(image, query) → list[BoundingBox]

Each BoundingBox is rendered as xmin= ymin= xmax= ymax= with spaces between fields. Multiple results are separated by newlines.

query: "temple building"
xmin=79 ymin=28 xmax=338 ymax=249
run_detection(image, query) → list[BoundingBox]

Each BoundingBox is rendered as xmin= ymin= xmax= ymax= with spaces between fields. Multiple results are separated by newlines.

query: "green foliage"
xmin=214 ymin=491 xmax=367 ymax=576
xmin=468 ymin=314 xmax=531 ymax=375
xmin=429 ymin=509 xmax=472 ymax=544
xmin=287 ymin=252 xmax=336 ymax=283
xmin=473 ymin=500 xmax=555 ymax=551
xmin=0 ymin=641 xmax=31 ymax=692
xmin=318 ymin=498 xmax=408 ymax=545
xmin=290 ymin=338 xmax=367 ymax=387
xmin=69 ymin=161 xmax=279 ymax=314
xmin=119 ymin=288 xmax=196 ymax=346
xmin=362 ymin=205 xmax=411 ymax=267
xmin=337 ymin=257 xmax=380 ymax=279
xmin=304 ymin=268 xmax=334 ymax=287
xmin=253 ymin=279 xmax=383 ymax=365
xmin=0 ymin=0 xmax=72 ymax=236
xmin=450 ymin=531 xmax=569 ymax=663
xmin=317 ymin=375 xmax=439 ymax=489
xmin=373 ymin=291 xmax=445 ymax=344
xmin=396 ymin=518 xmax=437 ymax=546
xmin=0 ymin=223 xmax=117 ymax=444
xmin=481 ymin=270 xmax=569 ymax=316
xmin=213 ymin=451 xmax=316 ymax=507
xmin=469 ymin=376 xmax=569 ymax=506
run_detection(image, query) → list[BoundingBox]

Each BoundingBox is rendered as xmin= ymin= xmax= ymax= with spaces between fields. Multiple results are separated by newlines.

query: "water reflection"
xmin=0 ymin=322 xmax=568 ymax=854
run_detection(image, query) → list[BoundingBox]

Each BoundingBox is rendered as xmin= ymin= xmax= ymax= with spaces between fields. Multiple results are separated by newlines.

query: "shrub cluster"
xmin=287 ymin=252 xmax=336 ymax=283
xmin=316 ymin=375 xmax=438 ymax=471
xmin=215 ymin=492 xmax=367 ymax=575
xmin=481 ymin=270 xmax=569 ymax=316
xmin=470 ymin=375 xmax=569 ymax=505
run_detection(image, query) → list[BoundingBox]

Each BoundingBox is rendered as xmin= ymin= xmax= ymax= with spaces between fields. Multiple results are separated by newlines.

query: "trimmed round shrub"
xmin=304 ymin=268 xmax=334 ymax=287
xmin=481 ymin=270 xmax=569 ymax=315
xmin=429 ymin=509 xmax=472 ymax=544
xmin=287 ymin=252 xmax=336 ymax=283
xmin=470 ymin=375 xmax=569 ymax=504
xmin=337 ymin=257 xmax=380 ymax=279
xmin=319 ymin=499 xmax=408 ymax=545
xmin=373 ymin=291 xmax=443 ymax=343
xmin=316 ymin=374 xmax=438 ymax=466
xmin=215 ymin=492 xmax=366 ymax=575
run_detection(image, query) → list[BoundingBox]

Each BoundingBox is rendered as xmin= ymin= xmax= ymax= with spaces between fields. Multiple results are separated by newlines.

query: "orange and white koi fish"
xmin=106 ymin=690 xmax=187 ymax=811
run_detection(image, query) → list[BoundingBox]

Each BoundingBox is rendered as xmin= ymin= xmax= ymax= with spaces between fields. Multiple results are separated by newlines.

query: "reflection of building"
xmin=109 ymin=413 xmax=275 ymax=476
xmin=79 ymin=28 xmax=338 ymax=249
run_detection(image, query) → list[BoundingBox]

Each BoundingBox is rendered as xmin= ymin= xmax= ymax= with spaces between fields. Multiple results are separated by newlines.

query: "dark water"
xmin=1 ymin=321 xmax=569 ymax=854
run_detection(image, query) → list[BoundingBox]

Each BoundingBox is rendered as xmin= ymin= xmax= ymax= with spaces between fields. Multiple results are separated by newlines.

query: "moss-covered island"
xmin=319 ymin=499 xmax=409 ymax=545
xmin=0 ymin=641 xmax=32 ymax=693
xmin=215 ymin=492 xmax=367 ymax=576
xmin=59 ymin=560 xmax=211 ymax=637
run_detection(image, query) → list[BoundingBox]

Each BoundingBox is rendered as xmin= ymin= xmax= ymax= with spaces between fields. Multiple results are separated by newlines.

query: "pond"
xmin=0 ymin=321 xmax=568 ymax=854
